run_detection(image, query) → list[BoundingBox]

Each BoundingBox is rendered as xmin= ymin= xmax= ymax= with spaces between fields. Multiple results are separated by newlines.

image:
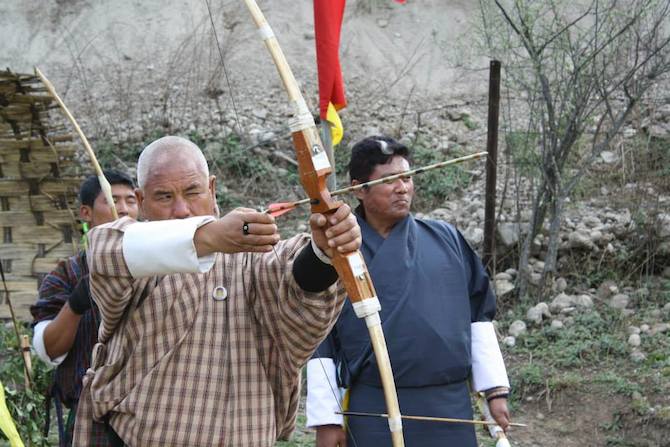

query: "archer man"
xmin=306 ymin=136 xmax=511 ymax=446
xmin=73 ymin=135 xmax=360 ymax=446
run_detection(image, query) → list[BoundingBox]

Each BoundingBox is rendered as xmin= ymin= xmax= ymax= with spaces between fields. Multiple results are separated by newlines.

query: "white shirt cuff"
xmin=306 ymin=358 xmax=344 ymax=427
xmin=32 ymin=320 xmax=67 ymax=367
xmin=471 ymin=321 xmax=510 ymax=392
xmin=122 ymin=216 xmax=217 ymax=277
xmin=311 ymin=238 xmax=332 ymax=265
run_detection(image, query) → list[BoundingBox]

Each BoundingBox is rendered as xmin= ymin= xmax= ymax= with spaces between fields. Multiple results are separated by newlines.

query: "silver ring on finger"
xmin=242 ymin=222 xmax=250 ymax=235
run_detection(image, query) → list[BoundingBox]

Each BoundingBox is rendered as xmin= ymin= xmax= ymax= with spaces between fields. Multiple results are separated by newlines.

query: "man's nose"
xmin=116 ymin=200 xmax=129 ymax=217
xmin=172 ymin=197 xmax=192 ymax=219
xmin=394 ymin=178 xmax=409 ymax=193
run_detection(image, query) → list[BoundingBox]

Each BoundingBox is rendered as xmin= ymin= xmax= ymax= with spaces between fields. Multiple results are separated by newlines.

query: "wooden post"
xmin=21 ymin=335 xmax=32 ymax=389
xmin=483 ymin=60 xmax=501 ymax=273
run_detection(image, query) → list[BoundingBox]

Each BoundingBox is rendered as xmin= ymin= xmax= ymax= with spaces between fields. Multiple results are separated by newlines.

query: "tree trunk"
xmin=517 ymin=181 xmax=550 ymax=300
xmin=540 ymin=193 xmax=564 ymax=300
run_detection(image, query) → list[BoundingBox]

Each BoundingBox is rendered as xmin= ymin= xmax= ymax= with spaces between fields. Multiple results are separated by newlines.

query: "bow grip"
xmin=291 ymin=127 xmax=341 ymax=214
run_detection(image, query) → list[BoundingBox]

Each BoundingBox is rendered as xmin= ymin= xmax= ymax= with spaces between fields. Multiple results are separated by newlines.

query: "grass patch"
xmin=0 ymin=323 xmax=56 ymax=446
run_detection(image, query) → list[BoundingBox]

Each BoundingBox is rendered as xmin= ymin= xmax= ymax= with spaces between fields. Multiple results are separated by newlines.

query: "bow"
xmin=34 ymin=67 xmax=118 ymax=220
xmin=240 ymin=1 xmax=405 ymax=445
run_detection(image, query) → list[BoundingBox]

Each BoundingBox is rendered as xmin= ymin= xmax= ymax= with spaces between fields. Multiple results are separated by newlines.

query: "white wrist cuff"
xmin=471 ymin=321 xmax=510 ymax=391
xmin=33 ymin=320 xmax=67 ymax=367
xmin=122 ymin=216 xmax=216 ymax=277
xmin=306 ymin=358 xmax=344 ymax=428
xmin=311 ymin=238 xmax=332 ymax=265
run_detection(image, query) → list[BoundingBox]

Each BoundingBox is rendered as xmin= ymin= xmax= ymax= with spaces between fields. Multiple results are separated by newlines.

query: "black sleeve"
xmin=292 ymin=242 xmax=339 ymax=292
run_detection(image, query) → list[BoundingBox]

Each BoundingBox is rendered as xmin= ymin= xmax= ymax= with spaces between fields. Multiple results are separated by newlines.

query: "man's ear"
xmin=79 ymin=205 xmax=93 ymax=223
xmin=209 ymin=175 xmax=217 ymax=202
xmin=135 ymin=188 xmax=144 ymax=214
xmin=352 ymin=179 xmax=366 ymax=201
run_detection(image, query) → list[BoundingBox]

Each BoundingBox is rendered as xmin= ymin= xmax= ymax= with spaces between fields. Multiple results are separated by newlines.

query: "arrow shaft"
xmin=264 ymin=152 xmax=487 ymax=214
xmin=338 ymin=411 xmax=527 ymax=428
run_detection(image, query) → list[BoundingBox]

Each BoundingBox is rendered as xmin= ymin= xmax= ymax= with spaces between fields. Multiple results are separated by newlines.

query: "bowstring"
xmin=203 ymin=3 xmax=362 ymax=445
xmin=203 ymin=0 xmax=244 ymax=138
xmin=314 ymin=344 xmax=360 ymax=447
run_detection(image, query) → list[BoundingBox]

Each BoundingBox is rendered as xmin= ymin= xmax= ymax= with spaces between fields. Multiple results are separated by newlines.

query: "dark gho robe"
xmin=313 ymin=214 xmax=497 ymax=446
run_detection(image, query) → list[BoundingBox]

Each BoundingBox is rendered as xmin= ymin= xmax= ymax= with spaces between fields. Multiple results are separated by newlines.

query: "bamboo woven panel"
xmin=0 ymin=69 xmax=81 ymax=320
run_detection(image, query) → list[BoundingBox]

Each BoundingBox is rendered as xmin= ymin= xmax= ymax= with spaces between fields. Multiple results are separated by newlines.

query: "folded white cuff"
xmin=471 ymin=321 xmax=510 ymax=392
xmin=122 ymin=216 xmax=217 ymax=277
xmin=32 ymin=320 xmax=67 ymax=367
xmin=306 ymin=358 xmax=344 ymax=428
xmin=311 ymin=238 xmax=332 ymax=265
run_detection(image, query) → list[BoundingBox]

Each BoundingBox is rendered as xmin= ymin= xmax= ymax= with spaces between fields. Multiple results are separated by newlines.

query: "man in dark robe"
xmin=306 ymin=136 xmax=511 ymax=447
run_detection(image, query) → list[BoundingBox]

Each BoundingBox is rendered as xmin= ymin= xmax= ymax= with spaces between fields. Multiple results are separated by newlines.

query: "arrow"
xmin=265 ymin=151 xmax=487 ymax=217
xmin=337 ymin=411 xmax=527 ymax=428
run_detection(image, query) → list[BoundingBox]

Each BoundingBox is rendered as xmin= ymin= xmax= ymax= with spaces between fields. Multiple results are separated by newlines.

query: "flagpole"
xmin=320 ymin=121 xmax=337 ymax=190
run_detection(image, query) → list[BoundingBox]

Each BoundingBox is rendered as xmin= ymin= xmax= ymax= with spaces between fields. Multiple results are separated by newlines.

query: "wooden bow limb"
xmin=34 ymin=67 xmax=118 ymax=220
xmin=337 ymin=411 xmax=528 ymax=428
xmin=265 ymin=152 xmax=488 ymax=217
xmin=241 ymin=1 xmax=405 ymax=445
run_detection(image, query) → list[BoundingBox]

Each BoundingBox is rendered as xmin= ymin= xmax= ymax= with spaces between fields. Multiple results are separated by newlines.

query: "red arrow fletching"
xmin=266 ymin=202 xmax=297 ymax=217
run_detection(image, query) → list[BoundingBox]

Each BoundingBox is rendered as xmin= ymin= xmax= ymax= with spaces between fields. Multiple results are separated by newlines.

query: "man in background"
xmin=306 ymin=136 xmax=511 ymax=447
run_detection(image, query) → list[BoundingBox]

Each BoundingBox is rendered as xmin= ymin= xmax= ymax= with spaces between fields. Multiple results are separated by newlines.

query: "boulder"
xmin=628 ymin=333 xmax=641 ymax=347
xmin=568 ymin=230 xmax=595 ymax=249
xmin=582 ymin=215 xmax=603 ymax=228
xmin=526 ymin=302 xmax=550 ymax=325
xmin=658 ymin=213 xmax=670 ymax=238
xmin=495 ymin=279 xmax=515 ymax=297
xmin=600 ymin=151 xmax=619 ymax=164
xmin=429 ymin=208 xmax=456 ymax=222
xmin=589 ymin=230 xmax=603 ymax=243
xmin=651 ymin=323 xmax=670 ymax=335
xmin=495 ymin=272 xmax=513 ymax=281
xmin=529 ymin=273 xmax=542 ymax=286
xmin=554 ymin=277 xmax=568 ymax=292
xmin=550 ymin=293 xmax=574 ymax=313
xmin=550 ymin=320 xmax=564 ymax=330
xmin=526 ymin=306 xmax=543 ymax=325
xmin=463 ymin=226 xmax=484 ymax=246
xmin=503 ymin=336 xmax=516 ymax=347
xmin=497 ymin=223 xmax=520 ymax=248
xmin=630 ymin=350 xmax=647 ymax=363
xmin=505 ymin=268 xmax=518 ymax=277
xmin=597 ymin=281 xmax=619 ymax=299
xmin=574 ymin=294 xmax=594 ymax=309
xmin=508 ymin=320 xmax=527 ymax=337
xmin=609 ymin=294 xmax=630 ymax=309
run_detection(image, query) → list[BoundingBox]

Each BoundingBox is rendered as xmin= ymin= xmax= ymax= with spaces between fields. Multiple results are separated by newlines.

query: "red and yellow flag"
xmin=314 ymin=0 xmax=346 ymax=146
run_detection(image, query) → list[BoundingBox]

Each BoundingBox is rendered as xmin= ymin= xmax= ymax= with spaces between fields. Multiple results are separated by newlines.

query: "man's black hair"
xmin=79 ymin=170 xmax=135 ymax=207
xmin=348 ymin=136 xmax=410 ymax=183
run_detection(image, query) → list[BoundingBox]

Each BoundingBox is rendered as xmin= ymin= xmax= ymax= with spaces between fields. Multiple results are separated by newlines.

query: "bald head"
xmin=137 ymin=136 xmax=209 ymax=190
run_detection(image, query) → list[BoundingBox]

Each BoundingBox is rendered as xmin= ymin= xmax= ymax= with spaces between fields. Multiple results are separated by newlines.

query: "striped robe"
xmin=73 ymin=217 xmax=346 ymax=446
